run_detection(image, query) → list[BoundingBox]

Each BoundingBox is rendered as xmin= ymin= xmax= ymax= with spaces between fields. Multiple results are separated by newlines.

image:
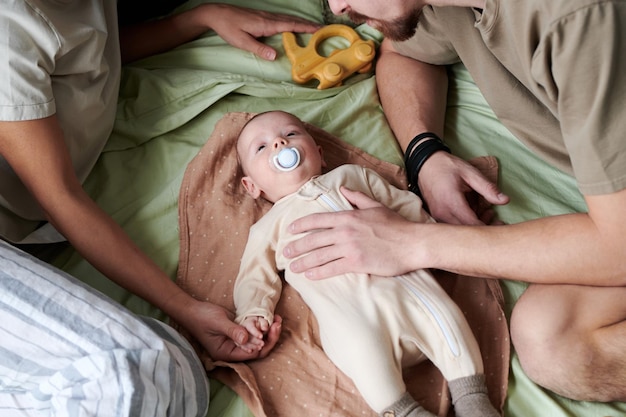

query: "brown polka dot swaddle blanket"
xmin=175 ymin=112 xmax=509 ymax=417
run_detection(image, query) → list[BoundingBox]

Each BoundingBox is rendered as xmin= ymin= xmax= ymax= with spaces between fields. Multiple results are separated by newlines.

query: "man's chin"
xmin=359 ymin=19 xmax=418 ymax=42
xmin=378 ymin=27 xmax=417 ymax=42
xmin=359 ymin=12 xmax=421 ymax=42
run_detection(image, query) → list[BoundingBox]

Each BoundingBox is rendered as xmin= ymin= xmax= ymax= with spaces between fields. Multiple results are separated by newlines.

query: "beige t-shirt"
xmin=0 ymin=0 xmax=120 ymax=242
xmin=393 ymin=0 xmax=626 ymax=195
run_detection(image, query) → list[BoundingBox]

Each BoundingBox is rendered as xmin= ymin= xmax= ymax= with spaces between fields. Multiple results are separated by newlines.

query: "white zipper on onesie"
xmin=318 ymin=192 xmax=343 ymax=212
xmin=315 ymin=188 xmax=461 ymax=357
xmin=395 ymin=276 xmax=461 ymax=357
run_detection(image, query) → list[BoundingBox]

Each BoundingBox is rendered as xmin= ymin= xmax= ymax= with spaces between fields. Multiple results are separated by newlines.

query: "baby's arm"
xmin=234 ymin=221 xmax=284 ymax=353
xmin=238 ymin=315 xmax=273 ymax=353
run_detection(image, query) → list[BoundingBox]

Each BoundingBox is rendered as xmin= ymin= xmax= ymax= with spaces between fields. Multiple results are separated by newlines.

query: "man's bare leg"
xmin=510 ymin=283 xmax=626 ymax=402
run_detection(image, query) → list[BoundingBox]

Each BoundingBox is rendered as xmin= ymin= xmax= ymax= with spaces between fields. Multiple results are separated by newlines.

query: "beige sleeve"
xmin=233 ymin=221 xmax=283 ymax=325
xmin=361 ymin=167 xmax=434 ymax=224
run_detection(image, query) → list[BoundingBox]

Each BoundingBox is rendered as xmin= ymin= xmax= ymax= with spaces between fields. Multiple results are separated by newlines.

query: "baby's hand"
xmin=238 ymin=316 xmax=271 ymax=353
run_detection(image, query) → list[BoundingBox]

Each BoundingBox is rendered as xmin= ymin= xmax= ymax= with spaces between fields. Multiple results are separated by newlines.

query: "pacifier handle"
xmin=273 ymin=147 xmax=301 ymax=171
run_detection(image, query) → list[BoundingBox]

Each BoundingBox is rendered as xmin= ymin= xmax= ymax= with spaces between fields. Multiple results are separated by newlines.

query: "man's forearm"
xmin=419 ymin=211 xmax=626 ymax=287
xmin=376 ymin=39 xmax=449 ymax=151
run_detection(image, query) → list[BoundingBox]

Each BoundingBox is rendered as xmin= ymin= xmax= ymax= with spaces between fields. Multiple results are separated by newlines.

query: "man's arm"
xmin=376 ymin=40 xmax=508 ymax=224
xmin=284 ymin=187 xmax=626 ymax=287
xmin=376 ymin=39 xmax=448 ymax=147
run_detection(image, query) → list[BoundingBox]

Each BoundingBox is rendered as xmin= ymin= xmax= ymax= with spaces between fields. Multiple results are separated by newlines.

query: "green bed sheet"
xmin=55 ymin=0 xmax=626 ymax=416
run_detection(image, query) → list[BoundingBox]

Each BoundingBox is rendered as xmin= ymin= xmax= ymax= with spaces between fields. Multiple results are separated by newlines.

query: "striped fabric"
xmin=0 ymin=241 xmax=209 ymax=417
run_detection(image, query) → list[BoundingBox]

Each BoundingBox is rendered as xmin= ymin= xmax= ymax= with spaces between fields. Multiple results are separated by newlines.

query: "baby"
xmin=233 ymin=110 xmax=500 ymax=417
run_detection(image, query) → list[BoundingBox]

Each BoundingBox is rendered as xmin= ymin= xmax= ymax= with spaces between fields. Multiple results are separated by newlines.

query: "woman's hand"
xmin=119 ymin=4 xmax=320 ymax=63
xmin=195 ymin=4 xmax=320 ymax=60
xmin=177 ymin=298 xmax=282 ymax=362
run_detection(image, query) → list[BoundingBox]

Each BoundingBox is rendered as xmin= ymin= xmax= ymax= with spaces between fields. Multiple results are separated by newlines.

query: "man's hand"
xmin=418 ymin=152 xmax=509 ymax=225
xmin=283 ymin=187 xmax=421 ymax=280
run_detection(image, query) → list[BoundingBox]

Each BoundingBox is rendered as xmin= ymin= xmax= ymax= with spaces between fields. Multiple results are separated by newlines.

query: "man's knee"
xmin=510 ymin=286 xmax=568 ymax=390
xmin=510 ymin=284 xmax=626 ymax=402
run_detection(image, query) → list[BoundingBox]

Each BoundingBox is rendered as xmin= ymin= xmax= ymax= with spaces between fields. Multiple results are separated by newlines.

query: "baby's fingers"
xmin=258 ymin=317 xmax=271 ymax=332
xmin=238 ymin=337 xmax=265 ymax=353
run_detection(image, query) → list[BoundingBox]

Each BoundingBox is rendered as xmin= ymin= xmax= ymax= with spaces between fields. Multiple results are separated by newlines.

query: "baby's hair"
xmin=238 ymin=110 xmax=301 ymax=140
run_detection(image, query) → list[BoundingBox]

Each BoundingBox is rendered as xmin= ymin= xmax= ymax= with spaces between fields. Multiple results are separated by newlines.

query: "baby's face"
xmin=237 ymin=111 xmax=325 ymax=202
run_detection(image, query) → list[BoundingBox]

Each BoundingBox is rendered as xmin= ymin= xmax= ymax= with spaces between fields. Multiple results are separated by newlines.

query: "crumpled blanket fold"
xmin=175 ymin=112 xmax=509 ymax=417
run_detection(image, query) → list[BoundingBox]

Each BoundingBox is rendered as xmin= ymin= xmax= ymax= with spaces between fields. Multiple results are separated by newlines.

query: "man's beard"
xmin=348 ymin=9 xmax=421 ymax=41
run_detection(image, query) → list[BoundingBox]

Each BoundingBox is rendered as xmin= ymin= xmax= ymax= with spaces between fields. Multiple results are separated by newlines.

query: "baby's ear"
xmin=318 ymin=145 xmax=327 ymax=168
xmin=241 ymin=176 xmax=262 ymax=199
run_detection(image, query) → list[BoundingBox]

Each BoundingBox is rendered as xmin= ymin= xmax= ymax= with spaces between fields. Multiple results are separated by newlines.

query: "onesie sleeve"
xmin=361 ymin=167 xmax=434 ymax=224
xmin=233 ymin=221 xmax=283 ymax=325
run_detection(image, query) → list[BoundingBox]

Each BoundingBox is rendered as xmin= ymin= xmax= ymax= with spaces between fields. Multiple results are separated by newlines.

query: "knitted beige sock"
xmin=379 ymin=392 xmax=437 ymax=417
xmin=448 ymin=375 xmax=500 ymax=417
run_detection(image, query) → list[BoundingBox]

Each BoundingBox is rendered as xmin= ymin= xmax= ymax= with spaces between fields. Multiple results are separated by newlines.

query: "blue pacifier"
xmin=273 ymin=147 xmax=300 ymax=171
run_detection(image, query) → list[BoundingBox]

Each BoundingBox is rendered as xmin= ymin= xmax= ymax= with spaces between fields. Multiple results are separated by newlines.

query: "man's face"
xmin=327 ymin=0 xmax=422 ymax=41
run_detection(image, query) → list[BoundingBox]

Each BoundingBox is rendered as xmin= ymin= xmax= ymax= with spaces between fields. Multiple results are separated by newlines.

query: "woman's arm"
xmin=0 ymin=115 xmax=280 ymax=361
xmin=119 ymin=3 xmax=320 ymax=63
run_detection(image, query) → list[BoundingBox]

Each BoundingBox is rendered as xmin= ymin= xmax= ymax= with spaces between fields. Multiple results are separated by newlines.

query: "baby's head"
xmin=237 ymin=111 xmax=326 ymax=203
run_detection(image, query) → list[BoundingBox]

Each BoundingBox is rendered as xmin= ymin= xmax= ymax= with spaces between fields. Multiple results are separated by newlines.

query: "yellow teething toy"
xmin=282 ymin=24 xmax=376 ymax=90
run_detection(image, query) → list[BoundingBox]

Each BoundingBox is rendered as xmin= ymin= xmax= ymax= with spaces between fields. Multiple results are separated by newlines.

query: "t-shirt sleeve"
xmin=0 ymin=4 xmax=57 ymax=121
xmin=391 ymin=6 xmax=461 ymax=65
xmin=539 ymin=2 xmax=626 ymax=194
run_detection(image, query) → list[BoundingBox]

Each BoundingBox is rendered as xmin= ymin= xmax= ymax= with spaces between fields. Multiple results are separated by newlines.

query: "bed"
xmin=53 ymin=0 xmax=626 ymax=416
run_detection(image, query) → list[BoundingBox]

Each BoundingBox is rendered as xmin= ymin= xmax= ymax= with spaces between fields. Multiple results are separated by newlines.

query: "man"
xmin=282 ymin=0 xmax=626 ymax=402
